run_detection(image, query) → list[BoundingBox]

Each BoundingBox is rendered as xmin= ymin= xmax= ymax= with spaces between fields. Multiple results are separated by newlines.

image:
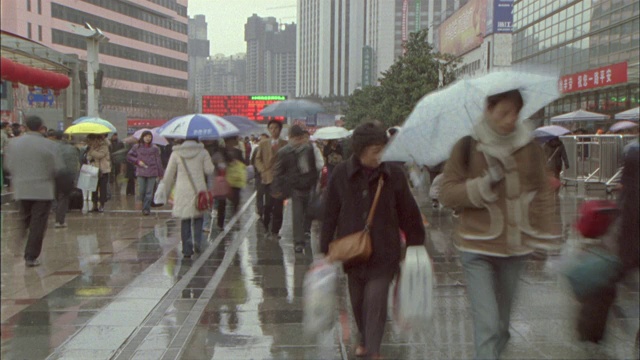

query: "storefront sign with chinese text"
xmin=558 ymin=62 xmax=628 ymax=94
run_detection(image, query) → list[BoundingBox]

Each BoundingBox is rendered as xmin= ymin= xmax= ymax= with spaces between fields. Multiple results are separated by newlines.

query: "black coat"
xmin=320 ymin=156 xmax=425 ymax=277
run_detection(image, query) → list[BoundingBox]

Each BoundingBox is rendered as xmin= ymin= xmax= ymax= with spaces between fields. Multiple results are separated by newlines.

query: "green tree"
xmin=345 ymin=29 xmax=460 ymax=128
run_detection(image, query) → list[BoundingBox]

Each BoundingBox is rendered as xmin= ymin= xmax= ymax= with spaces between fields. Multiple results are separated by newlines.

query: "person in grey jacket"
xmin=5 ymin=116 xmax=64 ymax=267
xmin=53 ymin=131 xmax=80 ymax=228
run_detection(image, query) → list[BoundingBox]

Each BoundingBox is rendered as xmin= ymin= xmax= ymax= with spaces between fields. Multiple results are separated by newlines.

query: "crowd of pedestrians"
xmin=1 ymin=87 xmax=637 ymax=360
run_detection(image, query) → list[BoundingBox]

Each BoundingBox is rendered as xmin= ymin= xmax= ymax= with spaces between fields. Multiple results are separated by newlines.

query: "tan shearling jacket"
xmin=440 ymin=134 xmax=561 ymax=257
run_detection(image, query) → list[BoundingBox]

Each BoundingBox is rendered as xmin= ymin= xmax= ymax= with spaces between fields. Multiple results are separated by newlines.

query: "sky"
xmin=188 ymin=0 xmax=297 ymax=56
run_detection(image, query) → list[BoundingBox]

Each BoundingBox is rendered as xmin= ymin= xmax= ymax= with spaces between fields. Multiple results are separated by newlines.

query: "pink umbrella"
xmin=131 ymin=127 xmax=168 ymax=146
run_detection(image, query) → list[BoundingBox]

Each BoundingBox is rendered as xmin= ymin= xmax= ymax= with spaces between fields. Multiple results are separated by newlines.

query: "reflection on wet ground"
xmin=1 ymin=187 xmax=638 ymax=359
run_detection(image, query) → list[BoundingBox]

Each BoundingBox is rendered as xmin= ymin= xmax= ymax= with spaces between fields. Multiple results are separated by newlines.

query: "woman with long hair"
xmin=127 ymin=130 xmax=164 ymax=215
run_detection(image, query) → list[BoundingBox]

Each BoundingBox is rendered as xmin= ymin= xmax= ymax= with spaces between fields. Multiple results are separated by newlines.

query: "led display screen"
xmin=202 ymin=95 xmax=287 ymax=121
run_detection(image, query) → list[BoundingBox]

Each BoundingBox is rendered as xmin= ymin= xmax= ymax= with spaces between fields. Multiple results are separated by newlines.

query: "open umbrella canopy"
xmin=222 ymin=115 xmax=262 ymax=135
xmin=614 ymin=107 xmax=639 ymax=121
xmin=609 ymin=120 xmax=639 ymax=133
xmin=533 ymin=125 xmax=571 ymax=142
xmin=158 ymin=114 xmax=239 ymax=139
xmin=313 ymin=126 xmax=351 ymax=140
xmin=382 ymin=70 xmax=561 ymax=166
xmin=130 ymin=127 xmax=168 ymax=146
xmin=259 ymin=99 xmax=325 ymax=118
xmin=64 ymin=122 xmax=111 ymax=135
xmin=72 ymin=116 xmax=117 ymax=133
xmin=550 ymin=109 xmax=609 ymax=123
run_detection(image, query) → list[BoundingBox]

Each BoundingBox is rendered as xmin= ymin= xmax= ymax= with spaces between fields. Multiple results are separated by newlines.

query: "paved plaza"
xmin=1 ymin=185 xmax=638 ymax=359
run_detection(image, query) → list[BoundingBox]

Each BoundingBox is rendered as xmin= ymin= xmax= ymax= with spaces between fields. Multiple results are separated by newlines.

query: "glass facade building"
xmin=512 ymin=0 xmax=640 ymax=123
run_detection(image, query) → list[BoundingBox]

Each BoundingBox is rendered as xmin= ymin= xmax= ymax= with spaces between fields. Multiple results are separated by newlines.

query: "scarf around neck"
xmin=472 ymin=117 xmax=533 ymax=162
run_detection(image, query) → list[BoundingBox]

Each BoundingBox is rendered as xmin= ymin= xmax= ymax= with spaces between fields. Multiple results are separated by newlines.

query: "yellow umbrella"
xmin=64 ymin=122 xmax=111 ymax=135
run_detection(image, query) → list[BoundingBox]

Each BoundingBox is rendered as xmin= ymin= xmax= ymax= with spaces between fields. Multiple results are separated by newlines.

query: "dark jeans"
xmin=19 ymin=200 xmax=53 ymax=261
xmin=255 ymin=173 xmax=265 ymax=216
xmin=292 ymin=190 xmax=311 ymax=246
xmin=347 ymin=270 xmax=395 ymax=355
xmin=55 ymin=191 xmax=69 ymax=224
xmin=216 ymin=187 xmax=241 ymax=228
xmin=92 ymin=173 xmax=109 ymax=206
xmin=263 ymin=183 xmax=284 ymax=235
xmin=181 ymin=217 xmax=204 ymax=256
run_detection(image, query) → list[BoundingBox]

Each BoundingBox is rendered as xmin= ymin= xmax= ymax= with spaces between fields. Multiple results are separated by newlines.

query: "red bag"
xmin=197 ymin=190 xmax=215 ymax=211
xmin=576 ymin=200 xmax=618 ymax=238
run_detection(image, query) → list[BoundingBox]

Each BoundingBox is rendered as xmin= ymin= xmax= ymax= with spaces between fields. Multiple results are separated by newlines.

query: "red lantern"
xmin=55 ymin=73 xmax=70 ymax=89
xmin=25 ymin=68 xmax=47 ymax=87
xmin=12 ymin=63 xmax=30 ymax=84
xmin=1 ymin=57 xmax=16 ymax=80
xmin=41 ymin=70 xmax=57 ymax=89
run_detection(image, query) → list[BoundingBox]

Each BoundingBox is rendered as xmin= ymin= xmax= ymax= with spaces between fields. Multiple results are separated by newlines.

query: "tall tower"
xmin=189 ymin=15 xmax=210 ymax=111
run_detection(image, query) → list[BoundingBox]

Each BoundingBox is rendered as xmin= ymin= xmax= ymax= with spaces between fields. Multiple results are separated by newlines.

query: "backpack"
xmin=290 ymin=144 xmax=318 ymax=191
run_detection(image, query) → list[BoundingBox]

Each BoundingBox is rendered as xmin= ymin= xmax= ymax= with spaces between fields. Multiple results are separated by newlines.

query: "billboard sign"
xmin=493 ymin=0 xmax=514 ymax=33
xmin=558 ymin=62 xmax=628 ymax=94
xmin=438 ymin=0 xmax=487 ymax=56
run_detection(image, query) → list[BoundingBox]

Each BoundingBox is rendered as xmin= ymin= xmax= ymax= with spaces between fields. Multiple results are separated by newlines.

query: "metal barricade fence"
xmin=560 ymin=135 xmax=638 ymax=189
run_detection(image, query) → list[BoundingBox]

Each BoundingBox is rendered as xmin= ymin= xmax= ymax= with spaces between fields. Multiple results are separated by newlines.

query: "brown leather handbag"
xmin=327 ymin=176 xmax=384 ymax=266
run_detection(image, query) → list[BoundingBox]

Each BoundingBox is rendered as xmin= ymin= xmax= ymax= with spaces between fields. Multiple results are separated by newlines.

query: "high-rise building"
xmin=296 ymin=0 xmax=463 ymax=97
xmin=512 ymin=0 xmax=639 ymax=121
xmin=196 ymin=53 xmax=246 ymax=111
xmin=244 ymin=15 xmax=296 ymax=95
xmin=1 ymin=0 xmax=189 ymax=120
xmin=189 ymin=14 xmax=210 ymax=111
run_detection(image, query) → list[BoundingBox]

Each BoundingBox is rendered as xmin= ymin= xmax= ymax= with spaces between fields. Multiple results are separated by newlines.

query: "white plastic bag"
xmin=390 ymin=246 xmax=434 ymax=332
xmin=429 ymin=174 xmax=444 ymax=199
xmin=303 ymin=259 xmax=338 ymax=337
xmin=153 ymin=181 xmax=167 ymax=206
xmin=76 ymin=164 xmax=99 ymax=191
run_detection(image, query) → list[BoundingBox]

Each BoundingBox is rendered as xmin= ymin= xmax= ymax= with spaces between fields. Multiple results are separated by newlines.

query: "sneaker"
xmin=202 ymin=228 xmax=211 ymax=233
xmin=271 ymin=232 xmax=281 ymax=239
xmin=54 ymin=222 xmax=67 ymax=228
xmin=294 ymin=245 xmax=304 ymax=253
xmin=142 ymin=209 xmax=150 ymax=216
xmin=97 ymin=206 xmax=104 ymax=213
xmin=25 ymin=259 xmax=41 ymax=267
xmin=432 ymin=200 xmax=440 ymax=209
xmin=183 ymin=254 xmax=192 ymax=259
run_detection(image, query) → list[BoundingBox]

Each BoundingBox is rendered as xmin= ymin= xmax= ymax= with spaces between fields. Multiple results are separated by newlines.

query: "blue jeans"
xmin=460 ymin=251 xmax=527 ymax=360
xmin=181 ymin=217 xmax=204 ymax=256
xmin=137 ymin=176 xmax=157 ymax=211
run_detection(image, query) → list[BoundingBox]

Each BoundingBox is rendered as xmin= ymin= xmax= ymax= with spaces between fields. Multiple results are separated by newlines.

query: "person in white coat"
xmin=162 ymin=139 xmax=215 ymax=258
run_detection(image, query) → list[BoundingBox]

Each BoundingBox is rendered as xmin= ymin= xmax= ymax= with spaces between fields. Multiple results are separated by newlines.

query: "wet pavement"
xmin=1 ymin=182 xmax=638 ymax=359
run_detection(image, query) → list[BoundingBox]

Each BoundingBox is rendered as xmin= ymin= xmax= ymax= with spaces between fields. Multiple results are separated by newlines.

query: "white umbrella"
xmin=313 ymin=126 xmax=350 ymax=140
xmin=533 ymin=125 xmax=571 ymax=142
xmin=609 ymin=120 xmax=639 ymax=133
xmin=259 ymin=99 xmax=325 ymax=118
xmin=614 ymin=107 xmax=639 ymax=121
xmin=131 ymin=128 xmax=168 ymax=146
xmin=550 ymin=109 xmax=609 ymax=123
xmin=382 ymin=70 xmax=561 ymax=166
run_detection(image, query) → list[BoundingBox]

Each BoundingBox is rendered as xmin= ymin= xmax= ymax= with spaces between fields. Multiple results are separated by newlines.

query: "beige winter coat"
xmin=87 ymin=139 xmax=112 ymax=174
xmin=440 ymin=119 xmax=561 ymax=257
xmin=163 ymin=141 xmax=215 ymax=219
xmin=254 ymin=137 xmax=288 ymax=184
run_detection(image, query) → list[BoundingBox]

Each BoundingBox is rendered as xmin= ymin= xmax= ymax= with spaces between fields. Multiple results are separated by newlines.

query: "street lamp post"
xmin=68 ymin=23 xmax=109 ymax=118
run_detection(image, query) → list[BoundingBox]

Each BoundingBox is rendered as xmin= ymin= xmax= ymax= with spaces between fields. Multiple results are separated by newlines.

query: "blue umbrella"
xmin=72 ymin=116 xmax=117 ymax=133
xmin=158 ymin=114 xmax=239 ymax=139
xmin=222 ymin=115 xmax=261 ymax=135
xmin=259 ymin=99 xmax=325 ymax=119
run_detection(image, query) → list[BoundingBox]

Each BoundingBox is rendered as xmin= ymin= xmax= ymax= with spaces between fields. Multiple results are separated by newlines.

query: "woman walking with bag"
xmin=127 ymin=130 xmax=165 ymax=215
xmin=86 ymin=134 xmax=111 ymax=212
xmin=162 ymin=138 xmax=215 ymax=258
xmin=320 ymin=122 xmax=425 ymax=360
